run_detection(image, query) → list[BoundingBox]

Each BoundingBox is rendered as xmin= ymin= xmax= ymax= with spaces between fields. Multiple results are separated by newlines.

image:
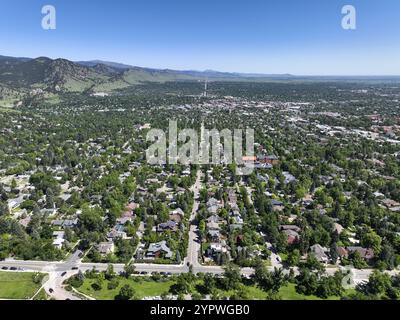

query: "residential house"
xmin=208 ymin=229 xmax=221 ymax=243
xmin=171 ymin=207 xmax=185 ymax=216
xmin=282 ymin=229 xmax=300 ymax=245
xmin=257 ymin=155 xmax=279 ymax=165
xmin=332 ymin=222 xmax=344 ymax=235
xmin=107 ymin=225 xmax=127 ymax=240
xmin=96 ymin=242 xmax=115 ymax=255
xmin=381 ymin=199 xmax=400 ymax=212
xmin=207 ymin=198 xmax=223 ymax=214
xmin=336 ymin=246 xmax=349 ymax=259
xmin=206 ymin=242 xmax=229 ymax=258
xmin=146 ymin=240 xmax=173 ymax=259
xmin=207 ymin=221 xmax=220 ymax=231
xmin=271 ymin=199 xmax=285 ymax=212
xmin=7 ymin=195 xmax=25 ymax=210
xmin=157 ymin=220 xmax=178 ymax=232
xmin=347 ymin=247 xmax=375 ymax=261
xmin=169 ymin=212 xmax=182 ymax=223
xmin=282 ymin=172 xmax=296 ymax=184
xmin=116 ymin=217 xmax=133 ymax=225
xmin=40 ymin=208 xmax=57 ymax=217
xmin=63 ymin=219 xmax=78 ymax=228
xmin=207 ymin=214 xmax=223 ymax=224
xmin=280 ymin=225 xmax=301 ymax=233
xmin=52 ymin=231 xmax=65 ymax=249
xmin=309 ymin=244 xmax=329 ymax=263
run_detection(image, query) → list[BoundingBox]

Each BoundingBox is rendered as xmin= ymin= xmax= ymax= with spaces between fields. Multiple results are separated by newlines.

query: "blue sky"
xmin=1 ymin=0 xmax=399 ymax=75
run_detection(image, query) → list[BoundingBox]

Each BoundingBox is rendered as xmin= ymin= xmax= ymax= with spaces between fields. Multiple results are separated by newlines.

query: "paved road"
xmin=2 ymin=254 xmax=399 ymax=301
xmin=3 ymin=258 xmax=391 ymax=282
xmin=185 ymin=169 xmax=202 ymax=269
xmin=43 ymin=270 xmax=80 ymax=300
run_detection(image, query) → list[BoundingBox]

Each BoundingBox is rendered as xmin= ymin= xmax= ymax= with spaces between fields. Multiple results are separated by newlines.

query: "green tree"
xmin=287 ymin=249 xmax=301 ymax=266
xmin=221 ymin=263 xmax=242 ymax=291
xmin=105 ymin=264 xmax=115 ymax=280
xmin=116 ymin=284 xmax=136 ymax=300
xmin=366 ymin=271 xmax=392 ymax=296
xmin=123 ymin=263 xmax=136 ymax=278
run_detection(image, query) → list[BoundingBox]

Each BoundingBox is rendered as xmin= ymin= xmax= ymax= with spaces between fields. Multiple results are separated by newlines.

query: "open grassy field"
xmin=210 ymin=283 xmax=344 ymax=300
xmin=77 ymin=277 xmax=174 ymax=300
xmin=0 ymin=271 xmax=44 ymax=299
xmin=278 ymin=283 xmax=339 ymax=300
xmin=76 ymin=275 xmax=354 ymax=300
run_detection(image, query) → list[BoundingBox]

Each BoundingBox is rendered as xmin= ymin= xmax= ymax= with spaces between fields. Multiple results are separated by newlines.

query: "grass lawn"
xmin=77 ymin=277 xmax=174 ymax=300
xmin=213 ymin=284 xmax=337 ymax=300
xmin=0 ymin=271 xmax=44 ymax=300
xmin=242 ymin=285 xmax=268 ymax=299
xmin=33 ymin=288 xmax=50 ymax=300
xmin=278 ymin=283 xmax=340 ymax=300
xmin=76 ymin=276 xmax=355 ymax=301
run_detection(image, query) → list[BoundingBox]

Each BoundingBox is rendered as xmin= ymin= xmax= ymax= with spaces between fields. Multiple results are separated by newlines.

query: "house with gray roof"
xmin=310 ymin=244 xmax=329 ymax=263
xmin=146 ymin=240 xmax=173 ymax=259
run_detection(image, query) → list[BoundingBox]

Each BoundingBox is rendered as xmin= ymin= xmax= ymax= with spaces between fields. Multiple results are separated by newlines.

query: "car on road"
xmin=61 ymin=271 xmax=67 ymax=276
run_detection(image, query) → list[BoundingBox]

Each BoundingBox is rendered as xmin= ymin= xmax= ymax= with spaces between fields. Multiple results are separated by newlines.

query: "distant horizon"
xmin=2 ymin=53 xmax=400 ymax=78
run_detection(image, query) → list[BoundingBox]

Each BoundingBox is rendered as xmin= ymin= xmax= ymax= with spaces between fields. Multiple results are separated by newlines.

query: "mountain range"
xmin=1 ymin=55 xmax=399 ymax=107
xmin=0 ymin=55 xmax=296 ymax=96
